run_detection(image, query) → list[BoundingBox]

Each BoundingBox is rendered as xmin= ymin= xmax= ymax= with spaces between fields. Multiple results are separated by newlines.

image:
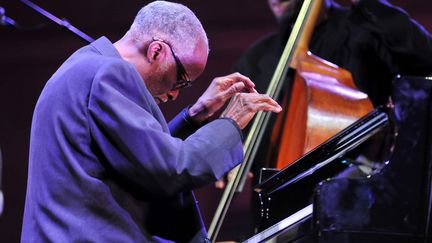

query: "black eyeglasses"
xmin=152 ymin=37 xmax=192 ymax=91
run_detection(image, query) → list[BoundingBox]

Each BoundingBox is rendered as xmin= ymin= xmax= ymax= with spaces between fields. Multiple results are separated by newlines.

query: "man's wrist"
xmin=188 ymin=102 xmax=211 ymax=124
xmin=184 ymin=106 xmax=203 ymax=128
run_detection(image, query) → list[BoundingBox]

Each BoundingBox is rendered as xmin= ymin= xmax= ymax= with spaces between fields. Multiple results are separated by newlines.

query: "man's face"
xmin=267 ymin=0 xmax=304 ymax=23
xmin=147 ymin=39 xmax=208 ymax=104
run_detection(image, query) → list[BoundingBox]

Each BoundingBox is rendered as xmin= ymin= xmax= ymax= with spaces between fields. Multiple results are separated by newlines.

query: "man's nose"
xmin=167 ymin=89 xmax=179 ymax=101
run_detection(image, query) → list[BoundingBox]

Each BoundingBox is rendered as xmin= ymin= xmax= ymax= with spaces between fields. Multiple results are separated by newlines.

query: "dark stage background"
xmin=0 ymin=0 xmax=430 ymax=242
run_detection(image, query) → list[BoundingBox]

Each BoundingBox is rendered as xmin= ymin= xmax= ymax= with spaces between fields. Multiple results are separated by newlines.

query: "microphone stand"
xmin=20 ymin=0 xmax=94 ymax=43
xmin=0 ymin=147 xmax=3 ymax=216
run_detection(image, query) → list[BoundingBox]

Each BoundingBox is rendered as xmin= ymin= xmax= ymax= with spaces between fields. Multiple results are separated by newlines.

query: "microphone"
xmin=0 ymin=7 xmax=5 ymax=25
xmin=0 ymin=6 xmax=18 ymax=27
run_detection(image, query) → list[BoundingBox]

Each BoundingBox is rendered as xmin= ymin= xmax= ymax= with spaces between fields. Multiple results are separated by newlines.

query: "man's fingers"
xmin=256 ymin=95 xmax=282 ymax=111
xmin=220 ymin=91 xmax=281 ymax=129
xmin=221 ymin=82 xmax=245 ymax=100
xmin=231 ymin=72 xmax=255 ymax=91
xmin=216 ymin=72 xmax=255 ymax=92
xmin=254 ymin=102 xmax=283 ymax=113
xmin=215 ymin=179 xmax=226 ymax=189
xmin=237 ymin=93 xmax=282 ymax=112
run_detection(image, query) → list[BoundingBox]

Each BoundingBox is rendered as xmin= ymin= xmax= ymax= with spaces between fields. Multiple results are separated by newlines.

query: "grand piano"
xmin=244 ymin=76 xmax=432 ymax=243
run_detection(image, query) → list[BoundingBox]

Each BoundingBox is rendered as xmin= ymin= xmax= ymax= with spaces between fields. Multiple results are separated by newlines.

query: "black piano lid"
xmin=255 ymin=107 xmax=390 ymax=196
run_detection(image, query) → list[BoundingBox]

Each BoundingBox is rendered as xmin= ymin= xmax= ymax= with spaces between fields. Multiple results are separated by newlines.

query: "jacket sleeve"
xmin=87 ymin=60 xmax=243 ymax=198
xmin=168 ymin=107 xmax=201 ymax=140
xmin=352 ymin=0 xmax=432 ymax=75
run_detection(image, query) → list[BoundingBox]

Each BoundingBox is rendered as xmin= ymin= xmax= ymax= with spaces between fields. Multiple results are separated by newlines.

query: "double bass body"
xmin=273 ymin=50 xmax=372 ymax=169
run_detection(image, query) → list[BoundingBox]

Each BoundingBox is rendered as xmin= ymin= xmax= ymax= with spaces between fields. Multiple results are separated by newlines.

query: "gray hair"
xmin=129 ymin=1 xmax=209 ymax=56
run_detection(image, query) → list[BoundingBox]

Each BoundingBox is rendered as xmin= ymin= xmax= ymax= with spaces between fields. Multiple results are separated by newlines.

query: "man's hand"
xmin=188 ymin=72 xmax=256 ymax=123
xmin=215 ymin=171 xmax=254 ymax=189
xmin=221 ymin=92 xmax=282 ymax=129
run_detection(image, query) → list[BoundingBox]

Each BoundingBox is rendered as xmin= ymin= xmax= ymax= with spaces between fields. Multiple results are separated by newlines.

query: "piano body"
xmin=244 ymin=76 xmax=432 ymax=243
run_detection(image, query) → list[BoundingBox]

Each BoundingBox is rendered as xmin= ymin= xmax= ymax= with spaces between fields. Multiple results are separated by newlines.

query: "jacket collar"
xmin=90 ymin=36 xmax=122 ymax=58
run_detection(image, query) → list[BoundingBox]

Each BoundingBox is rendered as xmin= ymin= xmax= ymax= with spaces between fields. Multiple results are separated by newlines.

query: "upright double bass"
xmin=208 ymin=0 xmax=372 ymax=241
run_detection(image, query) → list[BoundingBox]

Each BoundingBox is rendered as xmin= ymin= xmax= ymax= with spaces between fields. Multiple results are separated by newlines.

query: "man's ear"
xmin=146 ymin=41 xmax=165 ymax=63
